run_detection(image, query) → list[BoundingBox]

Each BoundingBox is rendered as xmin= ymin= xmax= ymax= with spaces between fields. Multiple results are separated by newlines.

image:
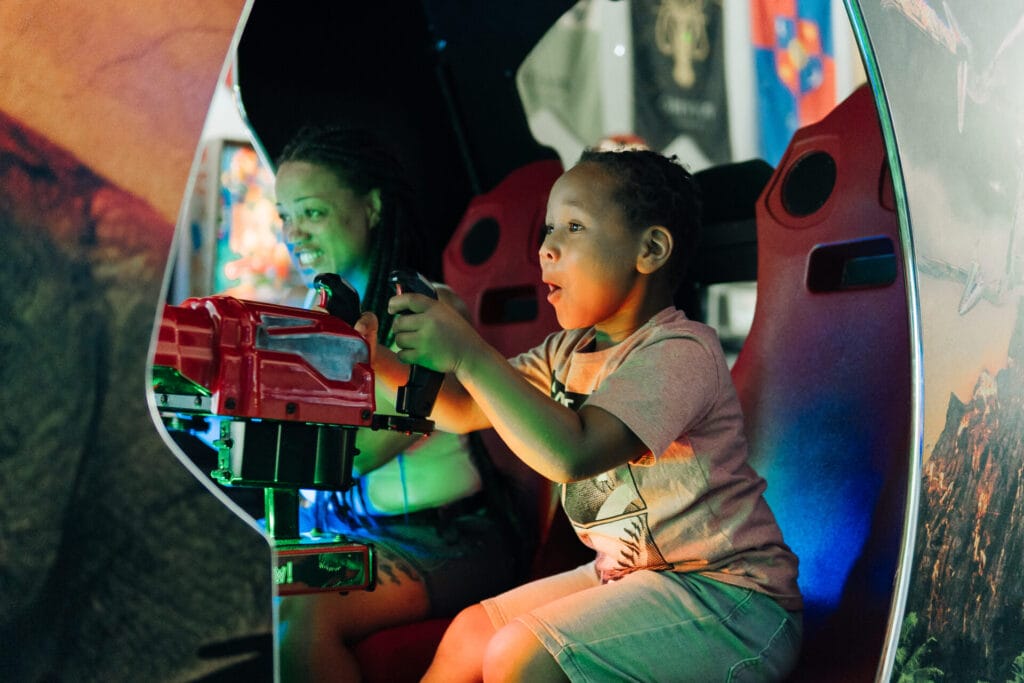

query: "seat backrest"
xmin=732 ymin=84 xmax=911 ymax=678
xmin=676 ymin=158 xmax=771 ymax=321
xmin=443 ymin=159 xmax=591 ymax=579
xmin=442 ymin=159 xmax=563 ymax=358
xmin=356 ymin=105 xmax=912 ymax=676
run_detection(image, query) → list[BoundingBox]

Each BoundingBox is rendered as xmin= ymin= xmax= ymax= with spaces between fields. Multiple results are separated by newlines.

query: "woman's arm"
xmin=354 ymin=288 xmax=493 ymax=435
xmin=349 ymin=380 xmax=426 ymax=475
xmin=313 ymin=284 xmax=480 ymax=477
xmin=387 ymin=294 xmax=648 ymax=482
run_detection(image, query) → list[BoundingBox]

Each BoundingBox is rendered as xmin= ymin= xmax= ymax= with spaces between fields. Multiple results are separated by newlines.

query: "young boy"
xmin=358 ymin=149 xmax=802 ymax=682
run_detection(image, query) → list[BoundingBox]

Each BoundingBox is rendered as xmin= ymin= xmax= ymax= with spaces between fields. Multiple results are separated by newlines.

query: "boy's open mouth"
xmin=546 ymin=282 xmax=562 ymax=302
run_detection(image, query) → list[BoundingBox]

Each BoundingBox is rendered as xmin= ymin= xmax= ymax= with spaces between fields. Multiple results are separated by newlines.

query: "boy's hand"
xmin=388 ymin=293 xmax=480 ymax=374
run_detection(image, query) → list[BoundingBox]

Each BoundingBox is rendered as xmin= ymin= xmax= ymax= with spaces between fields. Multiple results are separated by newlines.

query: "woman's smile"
xmin=293 ymin=245 xmax=325 ymax=269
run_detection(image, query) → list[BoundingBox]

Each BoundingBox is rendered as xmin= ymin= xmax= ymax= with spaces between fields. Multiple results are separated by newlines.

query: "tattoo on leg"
xmin=374 ymin=554 xmax=423 ymax=586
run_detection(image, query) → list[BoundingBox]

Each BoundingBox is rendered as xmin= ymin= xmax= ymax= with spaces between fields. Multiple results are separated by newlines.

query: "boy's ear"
xmin=366 ymin=188 xmax=382 ymax=228
xmin=637 ymin=225 xmax=673 ymax=275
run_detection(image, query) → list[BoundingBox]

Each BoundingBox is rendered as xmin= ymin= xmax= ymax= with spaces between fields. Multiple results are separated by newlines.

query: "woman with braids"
xmin=273 ymin=123 xmax=518 ymax=681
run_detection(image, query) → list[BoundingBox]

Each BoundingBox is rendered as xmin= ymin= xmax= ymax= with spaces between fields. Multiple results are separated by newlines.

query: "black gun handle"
xmin=396 ymin=367 xmax=445 ymax=420
xmin=313 ymin=273 xmax=361 ymax=326
xmin=389 ymin=269 xmax=437 ymax=299
xmin=389 ymin=269 xmax=445 ymax=419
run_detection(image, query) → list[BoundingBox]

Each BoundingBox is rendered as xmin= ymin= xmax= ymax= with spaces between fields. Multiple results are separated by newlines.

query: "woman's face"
xmin=275 ymin=160 xmax=380 ymax=284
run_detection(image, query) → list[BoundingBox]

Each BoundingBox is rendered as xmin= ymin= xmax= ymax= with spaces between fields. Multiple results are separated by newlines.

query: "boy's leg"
xmin=426 ymin=614 xmax=567 ymax=683
xmin=421 ymin=603 xmax=494 ymax=683
xmin=423 ymin=562 xmax=599 ymax=682
xmin=483 ymin=621 xmax=567 ymax=683
xmin=515 ymin=570 xmax=802 ymax=682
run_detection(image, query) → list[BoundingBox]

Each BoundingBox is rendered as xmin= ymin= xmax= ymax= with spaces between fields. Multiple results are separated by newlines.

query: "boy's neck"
xmin=592 ymin=287 xmax=674 ymax=351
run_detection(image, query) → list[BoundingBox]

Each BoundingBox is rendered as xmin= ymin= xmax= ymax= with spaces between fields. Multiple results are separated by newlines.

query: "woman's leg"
xmin=278 ymin=546 xmax=430 ymax=682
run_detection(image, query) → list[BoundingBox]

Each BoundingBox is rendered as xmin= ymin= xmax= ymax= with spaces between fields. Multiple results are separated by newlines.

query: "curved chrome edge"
xmin=153 ymin=1 xmax=281 ymax=680
xmin=843 ymin=2 xmax=924 ymax=682
xmin=158 ymin=0 xmax=259 ymax=397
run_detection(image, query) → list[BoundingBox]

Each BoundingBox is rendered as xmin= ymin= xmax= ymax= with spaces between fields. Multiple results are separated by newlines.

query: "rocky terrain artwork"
xmin=895 ymin=297 xmax=1024 ymax=682
xmin=0 ymin=111 xmax=273 ymax=681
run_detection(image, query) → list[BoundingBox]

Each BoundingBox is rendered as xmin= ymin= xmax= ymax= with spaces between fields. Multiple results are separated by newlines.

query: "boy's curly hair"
xmin=578 ymin=148 xmax=702 ymax=287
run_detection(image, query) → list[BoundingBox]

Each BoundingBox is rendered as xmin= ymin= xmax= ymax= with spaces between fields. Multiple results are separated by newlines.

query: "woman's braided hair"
xmin=577 ymin=148 xmax=702 ymax=287
xmin=276 ymin=124 xmax=430 ymax=343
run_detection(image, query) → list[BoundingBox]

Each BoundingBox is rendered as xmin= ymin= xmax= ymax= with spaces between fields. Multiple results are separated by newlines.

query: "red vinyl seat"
xmin=355 ymin=87 xmax=912 ymax=679
xmin=732 ymin=84 xmax=912 ymax=680
xmin=441 ymin=158 xmax=564 ymax=358
xmin=438 ymin=158 xmax=587 ymax=582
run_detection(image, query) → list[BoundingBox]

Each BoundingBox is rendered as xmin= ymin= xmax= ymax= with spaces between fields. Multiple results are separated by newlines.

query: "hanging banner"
xmin=632 ymin=0 xmax=731 ymax=165
xmin=518 ymin=3 xmax=605 ymax=152
xmin=751 ymin=0 xmax=836 ymax=165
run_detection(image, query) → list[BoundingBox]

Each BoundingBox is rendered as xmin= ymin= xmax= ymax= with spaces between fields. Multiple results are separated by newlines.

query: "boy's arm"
xmin=354 ymin=310 xmax=492 ymax=434
xmin=388 ymin=294 xmax=649 ymax=483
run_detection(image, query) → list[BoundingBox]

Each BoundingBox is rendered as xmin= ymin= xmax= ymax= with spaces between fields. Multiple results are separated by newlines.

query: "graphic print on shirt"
xmin=552 ymin=377 xmax=669 ymax=578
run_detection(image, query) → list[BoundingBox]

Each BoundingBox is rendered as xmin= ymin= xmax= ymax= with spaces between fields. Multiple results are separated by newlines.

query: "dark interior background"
xmin=236 ymin=0 xmax=573 ymax=275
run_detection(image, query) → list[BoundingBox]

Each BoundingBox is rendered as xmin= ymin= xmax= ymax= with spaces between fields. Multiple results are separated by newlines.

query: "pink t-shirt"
xmin=510 ymin=307 xmax=802 ymax=611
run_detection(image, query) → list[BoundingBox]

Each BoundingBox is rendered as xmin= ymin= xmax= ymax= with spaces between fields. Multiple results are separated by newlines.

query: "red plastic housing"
xmin=153 ymin=296 xmax=375 ymax=427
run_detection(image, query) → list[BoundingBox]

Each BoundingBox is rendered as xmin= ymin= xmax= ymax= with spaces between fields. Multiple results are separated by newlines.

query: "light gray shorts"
xmin=482 ymin=562 xmax=802 ymax=682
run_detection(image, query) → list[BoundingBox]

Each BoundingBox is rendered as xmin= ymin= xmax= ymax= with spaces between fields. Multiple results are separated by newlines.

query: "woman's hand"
xmin=353 ymin=311 xmax=379 ymax=363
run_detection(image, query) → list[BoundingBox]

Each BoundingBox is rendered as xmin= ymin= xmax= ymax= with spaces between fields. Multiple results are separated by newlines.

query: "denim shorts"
xmin=483 ymin=562 xmax=802 ymax=682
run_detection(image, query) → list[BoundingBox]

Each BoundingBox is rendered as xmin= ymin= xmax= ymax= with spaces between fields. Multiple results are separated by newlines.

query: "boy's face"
xmin=275 ymin=160 xmax=376 ymax=285
xmin=540 ymin=162 xmax=645 ymax=332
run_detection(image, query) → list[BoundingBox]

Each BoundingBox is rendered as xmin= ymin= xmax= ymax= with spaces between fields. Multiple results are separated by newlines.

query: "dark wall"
xmin=236 ymin=0 xmax=569 ymax=260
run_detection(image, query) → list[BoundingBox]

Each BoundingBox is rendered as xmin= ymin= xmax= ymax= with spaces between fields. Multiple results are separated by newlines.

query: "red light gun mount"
xmin=151 ymin=271 xmax=443 ymax=595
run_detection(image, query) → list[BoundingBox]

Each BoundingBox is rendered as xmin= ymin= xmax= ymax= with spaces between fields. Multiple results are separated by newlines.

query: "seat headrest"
xmin=694 ymin=158 xmax=775 ymax=225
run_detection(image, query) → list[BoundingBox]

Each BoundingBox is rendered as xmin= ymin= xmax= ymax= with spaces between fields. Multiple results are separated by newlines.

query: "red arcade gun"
xmin=151 ymin=272 xmax=442 ymax=595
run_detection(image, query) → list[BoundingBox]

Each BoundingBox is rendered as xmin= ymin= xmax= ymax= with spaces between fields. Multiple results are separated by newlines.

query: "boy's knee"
xmin=436 ymin=602 xmax=495 ymax=656
xmin=483 ymin=621 xmax=565 ymax=682
xmin=448 ymin=602 xmax=492 ymax=637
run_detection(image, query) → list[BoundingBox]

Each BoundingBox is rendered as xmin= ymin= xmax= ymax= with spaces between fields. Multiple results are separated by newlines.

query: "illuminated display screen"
xmin=213 ymin=141 xmax=306 ymax=305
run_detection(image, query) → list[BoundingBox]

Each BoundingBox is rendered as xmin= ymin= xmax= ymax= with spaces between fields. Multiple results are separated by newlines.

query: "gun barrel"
xmin=153 ymin=296 xmax=375 ymax=427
